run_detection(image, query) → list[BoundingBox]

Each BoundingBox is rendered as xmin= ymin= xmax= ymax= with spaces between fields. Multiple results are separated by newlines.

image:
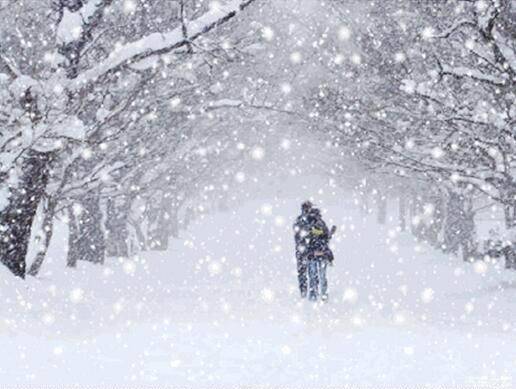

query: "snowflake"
xmin=421 ymin=288 xmax=434 ymax=303
xmin=69 ymin=288 xmax=84 ymax=303
xmin=280 ymin=83 xmax=292 ymax=94
xmin=351 ymin=314 xmax=363 ymax=327
xmin=338 ymin=26 xmax=351 ymax=41
xmin=290 ymin=51 xmax=302 ymax=64
xmin=281 ymin=139 xmax=291 ymax=150
xmin=393 ymin=313 xmax=406 ymax=325
xmin=334 ymin=53 xmax=345 ymax=65
xmin=475 ymin=0 xmax=488 ymax=12
xmin=235 ymin=172 xmax=246 ymax=183
xmin=260 ymin=203 xmax=273 ymax=216
xmin=53 ymin=84 xmax=64 ymax=95
xmin=450 ymin=172 xmax=461 ymax=183
xmin=251 ymin=146 xmax=265 ymax=160
xmin=261 ymin=26 xmax=274 ymax=41
xmin=230 ymin=267 xmax=242 ymax=277
xmin=170 ymin=97 xmax=181 ymax=109
xmin=208 ymin=261 xmax=222 ymax=276
xmin=421 ymin=26 xmax=434 ymax=40
xmin=123 ymin=0 xmax=136 ymax=14
xmin=123 ymin=260 xmax=136 ymax=275
xmin=394 ymin=52 xmax=406 ymax=63
xmin=274 ymin=216 xmax=285 ymax=227
xmin=465 ymin=39 xmax=475 ymax=50
xmin=81 ymin=147 xmax=93 ymax=160
xmin=113 ymin=301 xmax=124 ymax=314
xmin=350 ymin=53 xmax=361 ymax=65
xmin=42 ymin=312 xmax=55 ymax=325
xmin=473 ymin=260 xmax=487 ymax=274
xmin=423 ymin=203 xmax=434 ymax=215
xmin=260 ymin=288 xmax=275 ymax=302
xmin=72 ymin=203 xmax=83 ymax=216
xmin=431 ymin=147 xmax=444 ymax=159
xmin=342 ymin=287 xmax=358 ymax=303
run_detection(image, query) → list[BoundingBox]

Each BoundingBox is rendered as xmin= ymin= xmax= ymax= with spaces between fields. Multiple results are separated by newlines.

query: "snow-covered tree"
xmin=309 ymin=0 xmax=515 ymax=267
xmin=0 ymin=0 xmax=257 ymax=277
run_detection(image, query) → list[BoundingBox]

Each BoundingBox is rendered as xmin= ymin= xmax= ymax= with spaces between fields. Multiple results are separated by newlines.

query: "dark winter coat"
xmin=294 ymin=208 xmax=334 ymax=263
xmin=293 ymin=211 xmax=313 ymax=257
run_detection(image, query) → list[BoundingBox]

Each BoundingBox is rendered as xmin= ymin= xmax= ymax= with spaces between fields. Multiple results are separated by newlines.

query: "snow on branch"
xmin=492 ymin=28 xmax=516 ymax=75
xmin=440 ymin=64 xmax=507 ymax=86
xmin=434 ymin=19 xmax=477 ymax=38
xmin=71 ymin=0 xmax=256 ymax=89
xmin=0 ymin=45 xmax=21 ymax=79
xmin=55 ymin=0 xmax=113 ymax=47
xmin=56 ymin=0 xmax=114 ymax=78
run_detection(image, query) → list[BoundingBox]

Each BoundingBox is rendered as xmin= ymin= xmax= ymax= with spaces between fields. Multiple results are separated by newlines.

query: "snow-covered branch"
xmin=0 ymin=45 xmax=21 ymax=79
xmin=434 ymin=19 xmax=477 ymax=38
xmin=55 ymin=0 xmax=114 ymax=78
xmin=72 ymin=0 xmax=257 ymax=88
xmin=440 ymin=64 xmax=507 ymax=86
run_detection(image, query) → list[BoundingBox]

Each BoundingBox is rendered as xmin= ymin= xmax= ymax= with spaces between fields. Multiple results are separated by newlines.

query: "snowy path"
xmin=1 ymin=195 xmax=516 ymax=387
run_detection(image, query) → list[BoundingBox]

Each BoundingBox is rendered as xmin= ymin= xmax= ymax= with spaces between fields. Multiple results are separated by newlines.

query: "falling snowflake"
xmin=421 ymin=26 xmax=434 ymax=40
xmin=69 ymin=288 xmax=84 ymax=304
xmin=123 ymin=0 xmax=136 ymax=14
xmin=251 ymin=146 xmax=265 ymax=160
xmin=260 ymin=204 xmax=273 ymax=216
xmin=338 ymin=26 xmax=351 ymax=41
xmin=123 ymin=260 xmax=136 ymax=275
xmin=235 ymin=172 xmax=246 ymax=183
xmin=281 ymin=139 xmax=291 ymax=150
xmin=343 ymin=287 xmax=358 ymax=304
xmin=261 ymin=26 xmax=274 ymax=41
xmin=290 ymin=51 xmax=302 ymax=64
xmin=421 ymin=288 xmax=435 ymax=303
xmin=260 ymin=288 xmax=275 ymax=302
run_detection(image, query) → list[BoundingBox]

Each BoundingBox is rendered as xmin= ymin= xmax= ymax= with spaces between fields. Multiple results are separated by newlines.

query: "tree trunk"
xmin=27 ymin=198 xmax=57 ymax=276
xmin=425 ymin=194 xmax=444 ymax=249
xmin=0 ymin=150 xmax=52 ymax=278
xmin=361 ymin=192 xmax=369 ymax=216
xmin=147 ymin=196 xmax=178 ymax=251
xmin=398 ymin=191 xmax=407 ymax=231
xmin=67 ymin=206 xmax=79 ymax=268
xmin=182 ymin=207 xmax=194 ymax=230
xmin=129 ymin=217 xmax=147 ymax=252
xmin=105 ymin=196 xmax=130 ymax=257
xmin=443 ymin=192 xmax=462 ymax=254
xmin=377 ymin=193 xmax=387 ymax=225
xmin=146 ymin=195 xmax=167 ymax=250
xmin=504 ymin=246 xmax=516 ymax=270
xmin=169 ymin=206 xmax=179 ymax=239
xmin=443 ymin=192 xmax=477 ymax=260
xmin=66 ymin=193 xmax=105 ymax=267
xmin=504 ymin=198 xmax=516 ymax=230
xmin=410 ymin=195 xmax=423 ymax=238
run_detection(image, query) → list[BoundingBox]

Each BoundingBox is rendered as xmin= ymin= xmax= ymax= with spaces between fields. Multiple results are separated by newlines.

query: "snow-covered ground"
xmin=1 ymin=181 xmax=516 ymax=387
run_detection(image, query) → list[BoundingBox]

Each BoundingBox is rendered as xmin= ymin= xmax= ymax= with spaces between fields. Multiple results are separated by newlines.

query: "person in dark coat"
xmin=294 ymin=202 xmax=336 ymax=301
xmin=305 ymin=208 xmax=336 ymax=301
xmin=293 ymin=201 xmax=314 ymax=298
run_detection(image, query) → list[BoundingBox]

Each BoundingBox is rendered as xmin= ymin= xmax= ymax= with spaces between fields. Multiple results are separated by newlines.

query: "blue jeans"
xmin=308 ymin=260 xmax=328 ymax=301
xmin=296 ymin=253 xmax=308 ymax=297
